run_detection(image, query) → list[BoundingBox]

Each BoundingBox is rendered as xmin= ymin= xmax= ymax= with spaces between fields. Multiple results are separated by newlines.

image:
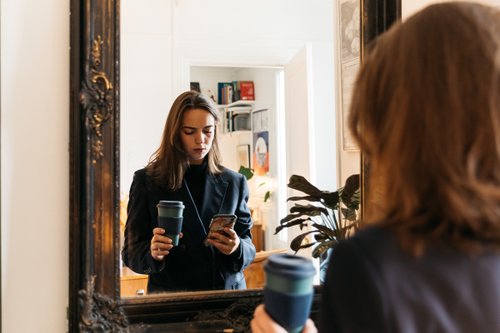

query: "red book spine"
xmin=239 ymin=81 xmax=255 ymax=100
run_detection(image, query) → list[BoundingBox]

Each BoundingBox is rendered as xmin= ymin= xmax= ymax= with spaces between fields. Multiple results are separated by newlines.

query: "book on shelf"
xmin=239 ymin=81 xmax=255 ymax=101
xmin=219 ymin=81 xmax=255 ymax=104
xmin=217 ymin=82 xmax=233 ymax=105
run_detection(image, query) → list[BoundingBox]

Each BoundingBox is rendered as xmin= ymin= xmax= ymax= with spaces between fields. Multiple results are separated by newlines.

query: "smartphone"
xmin=204 ymin=214 xmax=237 ymax=246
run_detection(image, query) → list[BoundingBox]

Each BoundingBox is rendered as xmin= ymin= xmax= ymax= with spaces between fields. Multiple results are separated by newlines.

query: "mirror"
xmin=69 ymin=0 xmax=400 ymax=330
xmin=120 ymin=0 xmax=338 ymax=298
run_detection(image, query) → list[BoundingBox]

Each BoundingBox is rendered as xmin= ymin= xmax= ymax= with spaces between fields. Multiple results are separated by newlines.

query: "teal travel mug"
xmin=156 ymin=200 xmax=185 ymax=246
xmin=263 ymin=253 xmax=316 ymax=333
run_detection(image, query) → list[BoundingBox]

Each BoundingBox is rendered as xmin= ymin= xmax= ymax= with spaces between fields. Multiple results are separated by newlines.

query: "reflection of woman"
xmin=122 ymin=91 xmax=256 ymax=293
xmin=252 ymin=3 xmax=500 ymax=332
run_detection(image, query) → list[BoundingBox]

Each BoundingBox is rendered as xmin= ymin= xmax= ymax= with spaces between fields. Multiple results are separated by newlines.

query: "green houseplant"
xmin=275 ymin=174 xmax=361 ymax=259
xmin=238 ymin=165 xmax=271 ymax=202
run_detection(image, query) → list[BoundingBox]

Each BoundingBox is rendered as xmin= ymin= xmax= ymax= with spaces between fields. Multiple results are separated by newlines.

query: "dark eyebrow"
xmin=182 ymin=125 xmax=214 ymax=130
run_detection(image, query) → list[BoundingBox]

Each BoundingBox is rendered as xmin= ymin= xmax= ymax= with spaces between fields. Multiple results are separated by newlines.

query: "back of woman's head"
xmin=349 ymin=2 xmax=500 ymax=254
xmin=147 ymin=91 xmax=222 ymax=190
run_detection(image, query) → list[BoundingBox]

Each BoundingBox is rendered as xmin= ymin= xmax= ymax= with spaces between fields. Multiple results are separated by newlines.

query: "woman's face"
xmin=180 ymin=108 xmax=215 ymax=165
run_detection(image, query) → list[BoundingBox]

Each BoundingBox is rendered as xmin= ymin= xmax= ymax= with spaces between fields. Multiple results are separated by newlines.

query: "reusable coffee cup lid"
xmin=157 ymin=200 xmax=185 ymax=209
xmin=264 ymin=254 xmax=316 ymax=280
xmin=157 ymin=200 xmax=185 ymax=218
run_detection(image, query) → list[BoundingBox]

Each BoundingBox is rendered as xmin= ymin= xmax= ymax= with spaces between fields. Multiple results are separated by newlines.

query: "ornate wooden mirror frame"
xmin=68 ymin=0 xmax=401 ymax=331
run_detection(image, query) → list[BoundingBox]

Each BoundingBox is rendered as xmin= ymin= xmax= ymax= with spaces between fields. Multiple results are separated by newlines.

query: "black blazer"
xmin=122 ymin=167 xmax=256 ymax=293
xmin=319 ymin=227 xmax=500 ymax=333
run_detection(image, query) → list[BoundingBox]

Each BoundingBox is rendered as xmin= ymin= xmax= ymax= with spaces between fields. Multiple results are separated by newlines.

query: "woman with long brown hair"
xmin=122 ymin=91 xmax=256 ymax=292
xmin=252 ymin=2 xmax=500 ymax=332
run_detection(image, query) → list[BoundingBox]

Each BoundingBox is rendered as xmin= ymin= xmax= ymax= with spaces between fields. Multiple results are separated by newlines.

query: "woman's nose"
xmin=195 ymin=132 xmax=204 ymax=144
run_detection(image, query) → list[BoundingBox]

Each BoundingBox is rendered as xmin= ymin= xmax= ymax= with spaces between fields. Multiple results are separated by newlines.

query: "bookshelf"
xmin=217 ymin=81 xmax=255 ymax=105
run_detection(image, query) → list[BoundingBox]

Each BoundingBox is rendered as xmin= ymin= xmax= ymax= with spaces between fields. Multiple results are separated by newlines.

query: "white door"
xmin=280 ymin=45 xmax=315 ymax=259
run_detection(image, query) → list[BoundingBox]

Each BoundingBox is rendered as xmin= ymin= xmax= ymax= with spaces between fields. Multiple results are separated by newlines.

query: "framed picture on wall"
xmin=237 ymin=144 xmax=251 ymax=169
xmin=253 ymin=131 xmax=269 ymax=176
xmin=338 ymin=0 xmax=360 ymax=151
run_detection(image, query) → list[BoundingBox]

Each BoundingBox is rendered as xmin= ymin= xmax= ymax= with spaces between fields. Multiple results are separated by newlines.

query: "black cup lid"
xmin=264 ymin=253 xmax=316 ymax=279
xmin=157 ymin=200 xmax=185 ymax=209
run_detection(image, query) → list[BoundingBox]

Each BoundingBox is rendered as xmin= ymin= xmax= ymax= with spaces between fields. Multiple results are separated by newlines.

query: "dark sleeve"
xmin=121 ymin=171 xmax=164 ymax=274
xmin=319 ymin=239 xmax=387 ymax=333
xmin=221 ymin=173 xmax=256 ymax=272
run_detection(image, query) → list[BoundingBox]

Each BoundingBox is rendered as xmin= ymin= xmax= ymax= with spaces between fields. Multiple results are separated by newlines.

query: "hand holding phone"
xmin=204 ymin=214 xmax=237 ymax=246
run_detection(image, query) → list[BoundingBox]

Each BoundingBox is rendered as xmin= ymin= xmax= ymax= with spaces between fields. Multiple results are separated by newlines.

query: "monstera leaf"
xmin=275 ymin=174 xmax=360 ymax=258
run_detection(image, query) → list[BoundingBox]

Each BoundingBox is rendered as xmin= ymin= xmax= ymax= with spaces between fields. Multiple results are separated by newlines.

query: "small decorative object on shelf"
xmin=190 ymin=81 xmax=201 ymax=93
xmin=201 ymin=88 xmax=216 ymax=103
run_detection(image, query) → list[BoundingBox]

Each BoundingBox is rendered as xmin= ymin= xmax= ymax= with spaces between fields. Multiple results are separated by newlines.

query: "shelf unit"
xmin=218 ymin=100 xmax=255 ymax=134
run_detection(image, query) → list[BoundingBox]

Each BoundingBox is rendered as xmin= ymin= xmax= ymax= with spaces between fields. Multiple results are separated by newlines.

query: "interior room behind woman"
xmin=122 ymin=91 xmax=256 ymax=293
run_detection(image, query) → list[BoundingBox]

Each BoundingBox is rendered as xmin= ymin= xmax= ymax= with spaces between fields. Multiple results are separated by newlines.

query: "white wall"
xmin=120 ymin=0 xmax=335 ymax=198
xmin=1 ymin=0 xmax=69 ymax=332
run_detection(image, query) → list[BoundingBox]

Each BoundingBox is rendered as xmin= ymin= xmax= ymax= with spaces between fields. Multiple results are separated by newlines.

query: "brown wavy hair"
xmin=146 ymin=91 xmax=223 ymax=190
xmin=349 ymin=2 xmax=500 ymax=255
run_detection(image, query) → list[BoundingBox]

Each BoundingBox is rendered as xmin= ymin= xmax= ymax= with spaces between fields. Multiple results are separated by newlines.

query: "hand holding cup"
xmin=150 ymin=228 xmax=183 ymax=261
xmin=156 ymin=200 xmax=185 ymax=246
xmin=263 ymin=253 xmax=316 ymax=333
xmin=251 ymin=304 xmax=317 ymax=333
xmin=150 ymin=200 xmax=185 ymax=261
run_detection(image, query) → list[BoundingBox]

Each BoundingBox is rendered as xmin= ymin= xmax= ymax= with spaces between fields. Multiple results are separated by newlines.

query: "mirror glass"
xmin=119 ymin=0 xmax=360 ymax=298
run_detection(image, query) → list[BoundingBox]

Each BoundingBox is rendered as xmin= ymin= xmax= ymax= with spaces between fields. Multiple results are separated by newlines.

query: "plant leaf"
xmin=275 ymin=217 xmax=310 ymax=234
xmin=340 ymin=174 xmax=360 ymax=203
xmin=288 ymin=175 xmax=323 ymax=196
xmin=290 ymin=230 xmax=318 ymax=252
xmin=341 ymin=207 xmax=357 ymax=221
xmin=322 ymin=191 xmax=340 ymax=210
xmin=312 ymin=239 xmax=338 ymax=258
xmin=314 ymin=233 xmax=330 ymax=242
xmin=287 ymin=195 xmax=322 ymax=203
xmin=311 ymin=222 xmax=337 ymax=238
xmin=279 ymin=212 xmax=303 ymax=224
xmin=290 ymin=204 xmax=328 ymax=216
xmin=264 ymin=191 xmax=271 ymax=202
xmin=238 ymin=166 xmax=254 ymax=180
xmin=343 ymin=191 xmax=360 ymax=211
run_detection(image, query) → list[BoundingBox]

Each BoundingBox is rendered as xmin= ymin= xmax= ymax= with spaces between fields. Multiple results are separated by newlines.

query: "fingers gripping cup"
xmin=263 ymin=253 xmax=316 ymax=333
xmin=156 ymin=200 xmax=185 ymax=246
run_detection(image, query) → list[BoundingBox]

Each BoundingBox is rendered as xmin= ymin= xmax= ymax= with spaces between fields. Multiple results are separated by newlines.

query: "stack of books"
xmin=218 ymin=81 xmax=255 ymax=105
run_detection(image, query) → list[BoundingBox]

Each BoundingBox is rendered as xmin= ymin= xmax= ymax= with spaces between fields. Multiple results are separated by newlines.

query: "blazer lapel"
xmin=199 ymin=173 xmax=228 ymax=227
